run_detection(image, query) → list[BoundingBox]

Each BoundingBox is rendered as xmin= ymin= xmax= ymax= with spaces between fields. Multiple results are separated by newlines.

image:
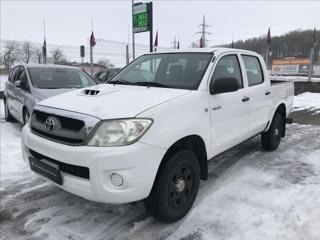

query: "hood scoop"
xmin=84 ymin=89 xmax=100 ymax=96
xmin=79 ymin=87 xmax=120 ymax=97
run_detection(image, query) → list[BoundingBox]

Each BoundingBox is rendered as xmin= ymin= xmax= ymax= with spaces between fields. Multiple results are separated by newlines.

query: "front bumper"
xmin=21 ymin=125 xmax=166 ymax=204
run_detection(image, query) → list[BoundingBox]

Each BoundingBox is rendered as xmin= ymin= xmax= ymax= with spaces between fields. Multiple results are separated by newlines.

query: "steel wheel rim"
xmin=168 ymin=164 xmax=195 ymax=208
xmin=273 ymin=117 xmax=282 ymax=142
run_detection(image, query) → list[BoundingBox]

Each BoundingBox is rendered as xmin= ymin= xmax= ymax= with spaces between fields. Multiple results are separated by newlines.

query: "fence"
xmin=0 ymin=39 xmax=168 ymax=68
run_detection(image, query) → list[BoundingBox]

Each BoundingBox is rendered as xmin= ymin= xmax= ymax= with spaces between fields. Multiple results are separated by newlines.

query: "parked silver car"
xmin=4 ymin=64 xmax=97 ymax=124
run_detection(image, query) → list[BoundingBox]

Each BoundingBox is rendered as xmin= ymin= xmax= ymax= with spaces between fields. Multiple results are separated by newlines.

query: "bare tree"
xmin=97 ymin=59 xmax=115 ymax=68
xmin=33 ymin=47 xmax=43 ymax=64
xmin=50 ymin=48 xmax=65 ymax=63
xmin=21 ymin=41 xmax=34 ymax=64
xmin=0 ymin=41 xmax=20 ymax=72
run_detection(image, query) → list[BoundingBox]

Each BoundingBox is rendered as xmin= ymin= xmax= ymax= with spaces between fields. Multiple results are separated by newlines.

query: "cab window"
xmin=210 ymin=55 xmax=243 ymax=88
xmin=242 ymin=55 xmax=264 ymax=86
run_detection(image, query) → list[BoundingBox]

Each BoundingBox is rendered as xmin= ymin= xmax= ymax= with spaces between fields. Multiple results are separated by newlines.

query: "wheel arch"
xmin=274 ymin=103 xmax=286 ymax=137
xmin=156 ymin=135 xmax=208 ymax=182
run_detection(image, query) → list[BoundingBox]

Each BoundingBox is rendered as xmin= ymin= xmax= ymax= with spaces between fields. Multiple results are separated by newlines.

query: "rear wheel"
xmin=144 ymin=149 xmax=200 ymax=223
xmin=261 ymin=113 xmax=283 ymax=151
xmin=4 ymin=99 xmax=14 ymax=122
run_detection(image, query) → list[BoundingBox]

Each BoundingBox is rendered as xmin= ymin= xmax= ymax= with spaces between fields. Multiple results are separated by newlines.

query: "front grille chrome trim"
xmin=31 ymin=105 xmax=100 ymax=146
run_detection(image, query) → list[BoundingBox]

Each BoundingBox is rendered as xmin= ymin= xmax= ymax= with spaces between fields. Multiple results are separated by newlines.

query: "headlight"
xmin=86 ymin=119 xmax=153 ymax=147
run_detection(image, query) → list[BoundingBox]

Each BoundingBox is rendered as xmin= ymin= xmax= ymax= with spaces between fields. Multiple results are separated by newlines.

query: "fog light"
xmin=111 ymin=173 xmax=124 ymax=187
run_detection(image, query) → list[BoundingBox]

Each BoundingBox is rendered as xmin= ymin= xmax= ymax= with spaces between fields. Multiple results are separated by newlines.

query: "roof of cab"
xmin=146 ymin=47 xmax=258 ymax=56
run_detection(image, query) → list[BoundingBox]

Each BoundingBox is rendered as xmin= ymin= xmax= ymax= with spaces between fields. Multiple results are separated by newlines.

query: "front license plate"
xmin=29 ymin=157 xmax=62 ymax=185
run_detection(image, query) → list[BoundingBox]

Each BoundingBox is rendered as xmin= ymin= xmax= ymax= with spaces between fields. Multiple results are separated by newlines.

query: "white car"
xmin=21 ymin=48 xmax=294 ymax=223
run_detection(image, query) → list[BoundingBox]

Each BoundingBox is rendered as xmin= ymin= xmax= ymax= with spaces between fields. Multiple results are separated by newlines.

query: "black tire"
xmin=4 ymin=99 xmax=14 ymax=122
xmin=144 ymin=149 xmax=200 ymax=223
xmin=261 ymin=113 xmax=283 ymax=151
xmin=23 ymin=108 xmax=30 ymax=125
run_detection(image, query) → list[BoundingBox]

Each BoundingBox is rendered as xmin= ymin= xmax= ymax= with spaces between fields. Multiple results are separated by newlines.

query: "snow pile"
xmin=292 ymin=92 xmax=320 ymax=113
xmin=1 ymin=98 xmax=320 ymax=239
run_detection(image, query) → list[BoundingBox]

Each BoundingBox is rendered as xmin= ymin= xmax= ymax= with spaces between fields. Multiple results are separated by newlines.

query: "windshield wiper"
xmin=107 ymin=79 xmax=134 ymax=85
xmin=134 ymin=81 xmax=169 ymax=88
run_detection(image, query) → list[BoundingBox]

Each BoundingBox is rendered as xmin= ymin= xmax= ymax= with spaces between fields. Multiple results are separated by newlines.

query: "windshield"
xmin=28 ymin=67 xmax=96 ymax=89
xmin=108 ymin=53 xmax=212 ymax=90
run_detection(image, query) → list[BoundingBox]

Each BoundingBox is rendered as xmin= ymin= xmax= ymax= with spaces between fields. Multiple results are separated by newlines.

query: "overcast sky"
xmin=1 ymin=0 xmax=320 ymax=48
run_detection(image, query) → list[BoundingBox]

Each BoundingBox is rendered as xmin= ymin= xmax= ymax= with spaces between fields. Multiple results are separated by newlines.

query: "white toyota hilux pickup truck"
xmin=22 ymin=48 xmax=294 ymax=223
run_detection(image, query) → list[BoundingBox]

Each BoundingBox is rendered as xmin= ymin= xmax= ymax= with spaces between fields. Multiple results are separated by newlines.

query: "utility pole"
xmin=132 ymin=0 xmax=135 ymax=60
xmin=231 ymin=32 xmax=234 ymax=48
xmin=308 ymin=48 xmax=314 ymax=81
xmin=42 ymin=19 xmax=47 ymax=64
xmin=171 ymin=36 xmax=178 ymax=49
xmin=126 ymin=44 xmax=129 ymax=65
xmin=196 ymin=15 xmax=211 ymax=47
xmin=308 ymin=27 xmax=318 ymax=81
xmin=149 ymin=1 xmax=153 ymax=53
xmin=126 ymin=24 xmax=130 ymax=64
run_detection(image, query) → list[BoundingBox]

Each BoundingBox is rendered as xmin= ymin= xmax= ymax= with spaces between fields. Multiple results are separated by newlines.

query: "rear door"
xmin=240 ymin=55 xmax=272 ymax=136
xmin=209 ymin=54 xmax=250 ymax=155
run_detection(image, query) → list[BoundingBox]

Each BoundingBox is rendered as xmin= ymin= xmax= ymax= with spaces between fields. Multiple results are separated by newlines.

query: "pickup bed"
xmin=21 ymin=48 xmax=294 ymax=223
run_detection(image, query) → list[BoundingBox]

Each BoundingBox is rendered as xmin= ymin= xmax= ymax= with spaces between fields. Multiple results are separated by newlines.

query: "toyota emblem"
xmin=44 ymin=117 xmax=56 ymax=131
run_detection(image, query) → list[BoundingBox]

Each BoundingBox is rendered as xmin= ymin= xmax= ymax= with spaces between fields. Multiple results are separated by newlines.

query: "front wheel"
xmin=144 ymin=149 xmax=200 ymax=223
xmin=261 ymin=113 xmax=283 ymax=151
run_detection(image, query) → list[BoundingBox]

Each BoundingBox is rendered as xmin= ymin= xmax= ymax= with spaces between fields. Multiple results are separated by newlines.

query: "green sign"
xmin=133 ymin=3 xmax=150 ymax=33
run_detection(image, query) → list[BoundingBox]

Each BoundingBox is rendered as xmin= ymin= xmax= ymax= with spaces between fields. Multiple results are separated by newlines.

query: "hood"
xmin=33 ymin=88 xmax=74 ymax=100
xmin=38 ymin=84 xmax=191 ymax=119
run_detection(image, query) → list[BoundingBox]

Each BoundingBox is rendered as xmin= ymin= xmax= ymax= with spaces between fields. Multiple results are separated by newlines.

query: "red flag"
xmin=154 ymin=31 xmax=158 ymax=47
xmin=90 ymin=31 xmax=96 ymax=47
xmin=177 ymin=40 xmax=180 ymax=49
xmin=267 ymin=28 xmax=271 ymax=45
xmin=199 ymin=36 xmax=203 ymax=48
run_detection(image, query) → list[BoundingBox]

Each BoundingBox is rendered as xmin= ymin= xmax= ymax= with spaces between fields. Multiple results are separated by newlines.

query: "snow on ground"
xmin=0 ymin=75 xmax=8 ymax=91
xmin=1 ymin=99 xmax=320 ymax=240
xmin=292 ymin=92 xmax=320 ymax=113
xmin=270 ymin=75 xmax=320 ymax=82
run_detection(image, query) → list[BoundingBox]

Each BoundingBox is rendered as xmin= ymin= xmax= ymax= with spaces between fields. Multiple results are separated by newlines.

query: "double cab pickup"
xmin=21 ymin=48 xmax=294 ymax=222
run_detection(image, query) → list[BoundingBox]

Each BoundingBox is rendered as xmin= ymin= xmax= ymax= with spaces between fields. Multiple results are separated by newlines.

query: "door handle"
xmin=265 ymin=91 xmax=271 ymax=96
xmin=212 ymin=106 xmax=221 ymax=111
xmin=242 ymin=96 xmax=250 ymax=102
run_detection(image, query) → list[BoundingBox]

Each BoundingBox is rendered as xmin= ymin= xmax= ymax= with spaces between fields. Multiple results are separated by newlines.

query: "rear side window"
xmin=211 ymin=55 xmax=243 ymax=88
xmin=242 ymin=55 xmax=264 ymax=86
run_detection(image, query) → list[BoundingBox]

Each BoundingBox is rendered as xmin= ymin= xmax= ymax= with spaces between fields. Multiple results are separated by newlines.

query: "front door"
xmin=6 ymin=66 xmax=21 ymax=118
xmin=14 ymin=66 xmax=32 ymax=119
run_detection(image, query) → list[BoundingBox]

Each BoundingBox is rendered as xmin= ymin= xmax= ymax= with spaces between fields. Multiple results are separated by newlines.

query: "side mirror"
xmin=210 ymin=77 xmax=240 ymax=95
xmin=15 ymin=80 xmax=26 ymax=89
